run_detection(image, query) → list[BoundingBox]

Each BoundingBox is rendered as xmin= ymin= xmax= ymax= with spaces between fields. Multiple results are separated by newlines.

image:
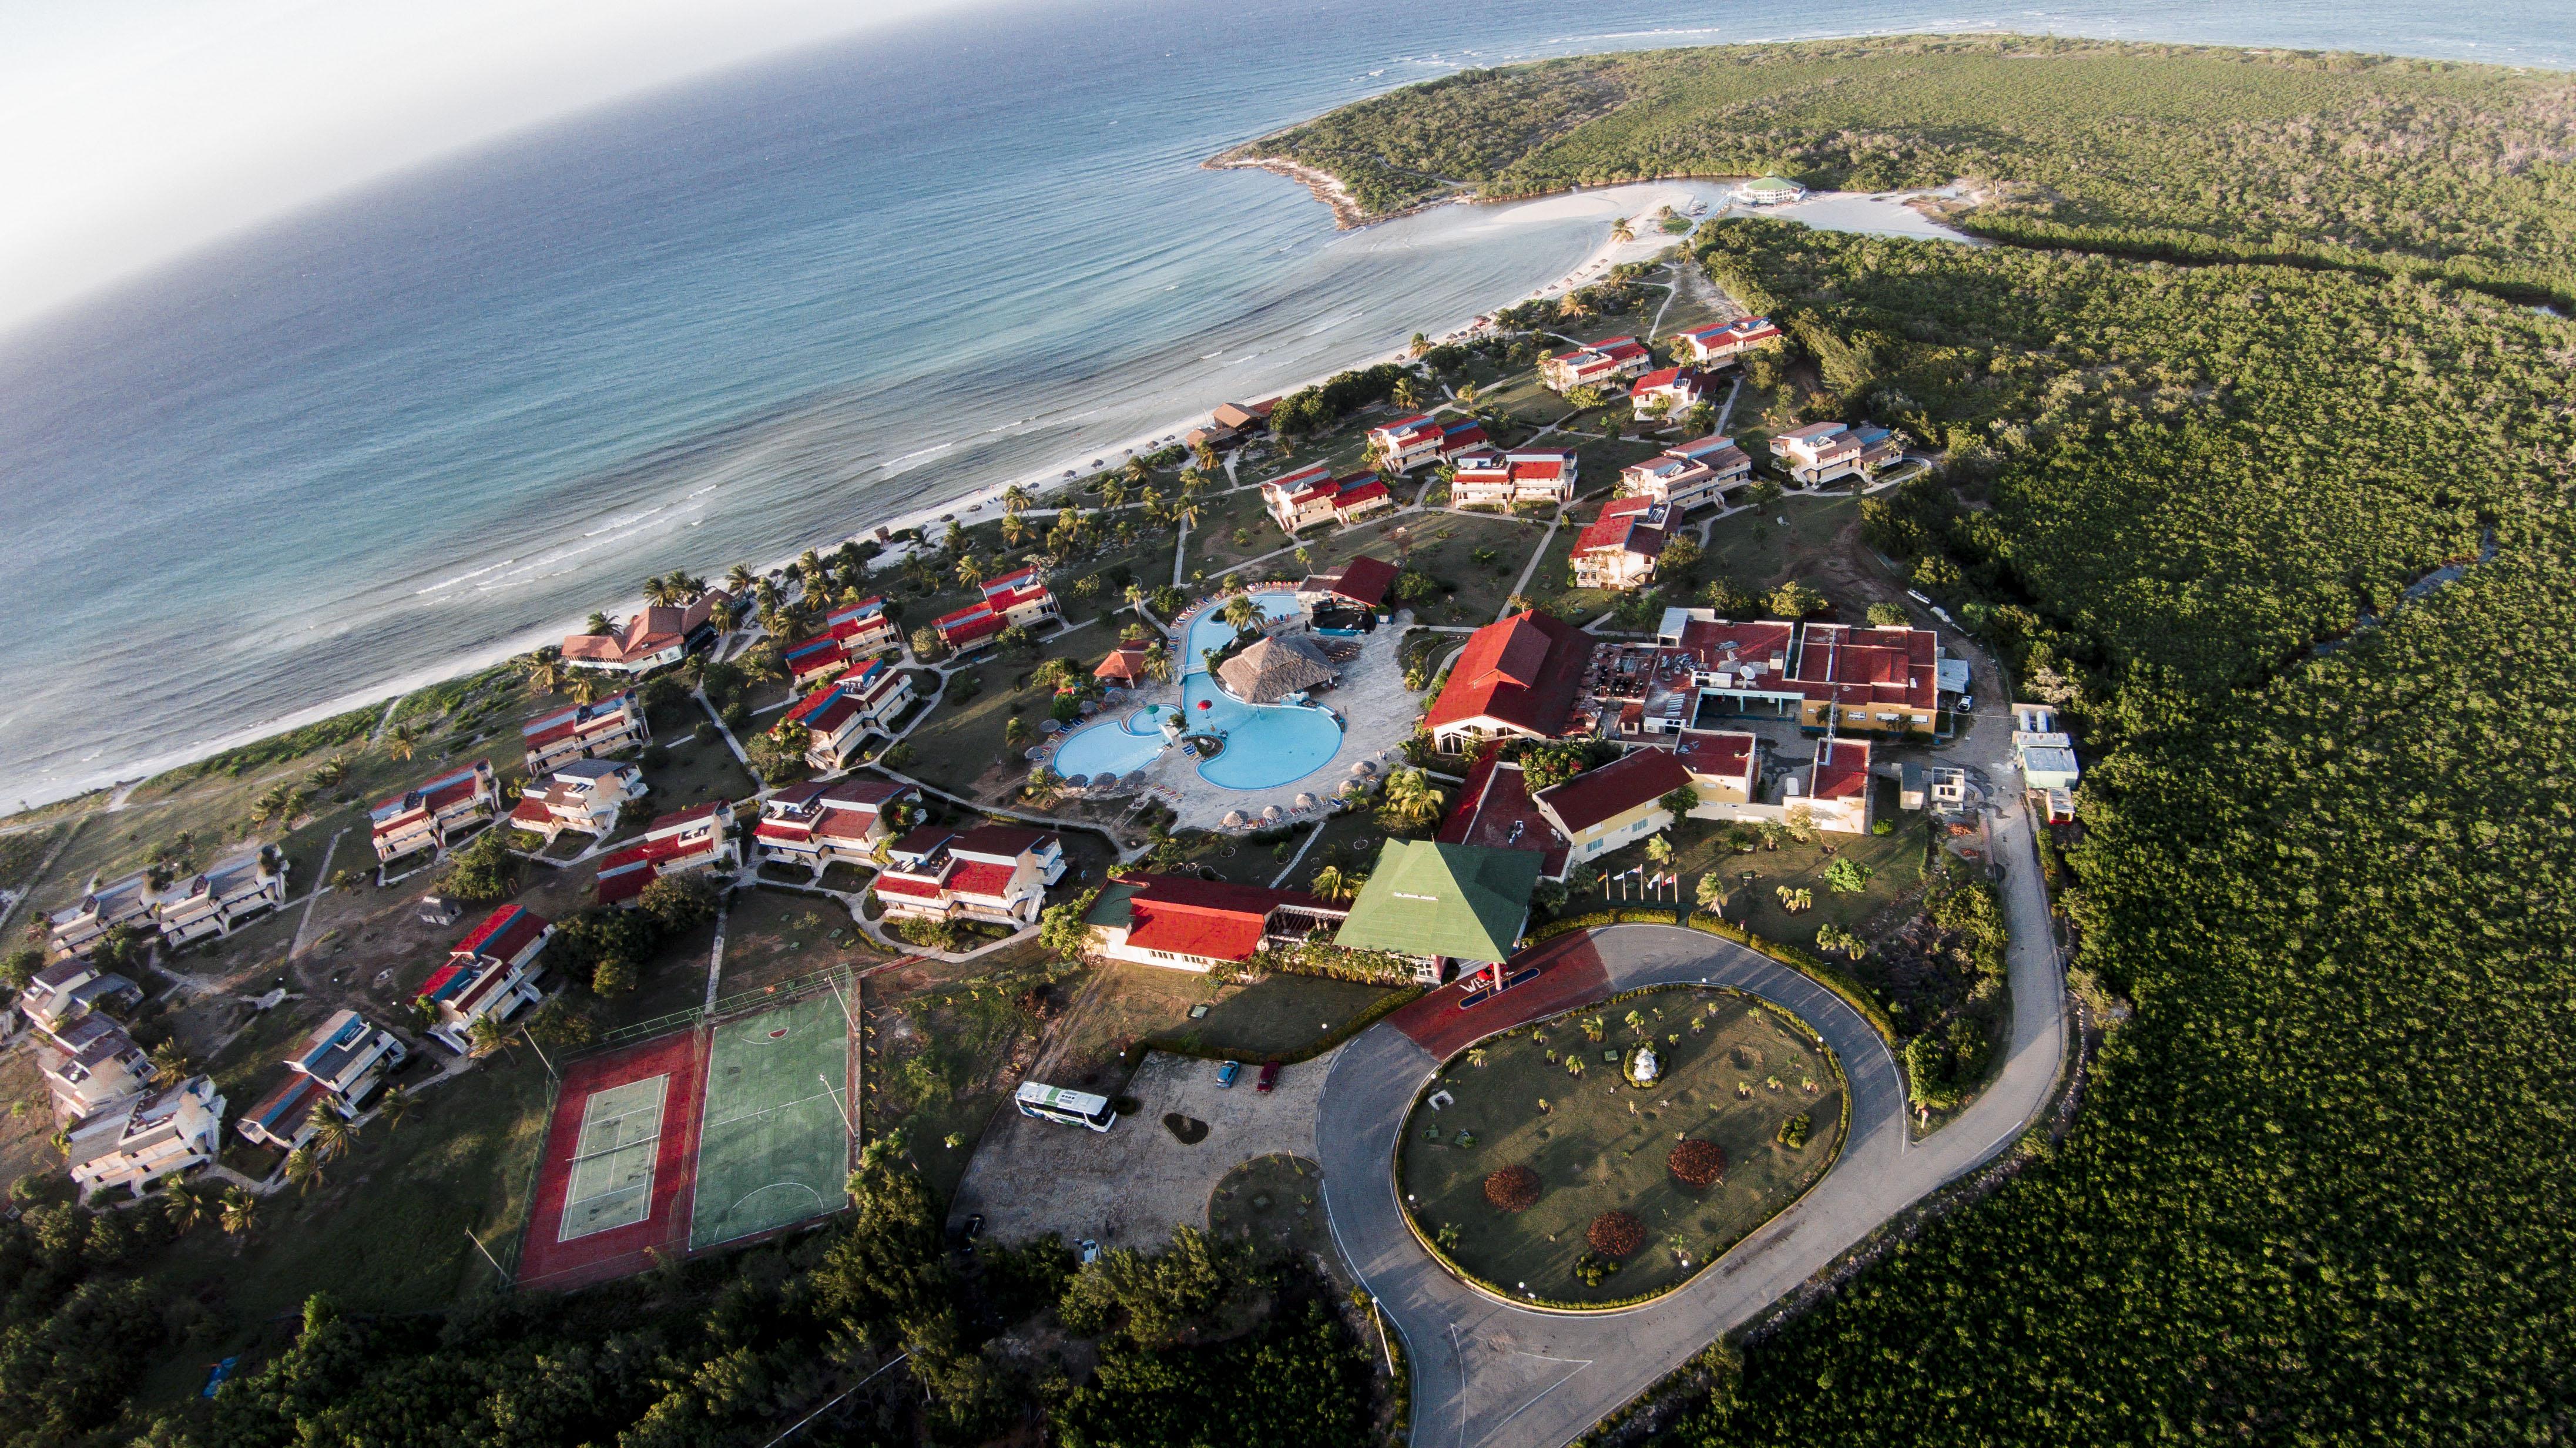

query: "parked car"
xmin=1078 ymin=1238 xmax=1102 ymax=1265
xmin=1216 ymin=1060 xmax=1241 ymax=1089
xmin=1256 ymin=1060 xmax=1281 ymax=1093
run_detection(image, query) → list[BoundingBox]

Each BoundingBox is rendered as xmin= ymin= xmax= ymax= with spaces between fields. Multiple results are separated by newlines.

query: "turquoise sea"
xmin=0 ymin=0 xmax=2565 ymax=807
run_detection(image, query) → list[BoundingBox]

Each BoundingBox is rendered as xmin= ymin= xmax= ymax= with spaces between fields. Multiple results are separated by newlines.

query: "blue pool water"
xmin=1052 ymin=703 xmax=1180 ymax=779
xmin=1051 ymin=591 xmax=1343 ymax=792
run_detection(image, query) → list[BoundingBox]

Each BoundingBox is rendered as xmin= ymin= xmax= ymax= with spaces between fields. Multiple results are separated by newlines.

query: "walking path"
xmin=286 ymin=828 xmax=349 ymax=960
xmin=1316 ymin=794 xmax=2067 ymax=1448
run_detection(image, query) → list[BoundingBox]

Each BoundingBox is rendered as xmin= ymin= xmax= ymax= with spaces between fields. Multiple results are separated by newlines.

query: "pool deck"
xmin=1059 ymin=598 xmax=1427 ymax=834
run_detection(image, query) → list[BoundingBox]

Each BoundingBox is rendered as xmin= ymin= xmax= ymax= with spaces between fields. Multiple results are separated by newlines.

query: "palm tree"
xmin=1310 ymin=866 xmax=1363 ymax=903
xmin=148 ymin=1040 xmax=193 ymax=1080
xmin=307 ymin=754 xmax=352 ymax=789
xmin=312 ymin=1115 xmax=359 ymax=1163
xmin=1001 ymin=512 xmax=1028 ymax=548
xmin=1644 ymin=834 xmax=1675 ymax=868
xmin=251 ymin=783 xmax=294 ymax=824
xmin=1410 ymin=331 xmax=1431 ymax=358
xmin=1695 ymin=873 xmax=1727 ymax=913
xmin=466 ymin=1014 xmax=512 ymax=1062
xmin=726 ymin=562 xmax=756 ymax=594
xmin=283 ymin=1145 xmax=321 ymax=1194
xmin=955 ymin=554 xmax=986 ymax=589
xmin=1456 ymin=381 xmax=1480 ymax=407
xmin=1392 ymin=376 xmax=1424 ymax=411
xmin=1123 ymin=456 xmax=1153 ymax=488
xmin=380 ymin=1082 xmax=412 ymax=1134
xmin=1611 ymin=217 xmax=1634 ymax=243
xmin=585 ymin=611 xmax=616 ymax=636
xmin=220 ymin=1187 xmax=257 ymax=1236
xmin=1377 ymin=769 xmax=1445 ymax=831
xmin=569 ymin=672 xmax=611 ymax=706
xmin=385 ymin=724 xmax=418 ymax=762
xmin=1022 ymin=766 xmax=1065 ymax=807
xmin=1101 ymin=477 xmax=1129 ymax=511
xmin=1002 ymin=482 xmax=1034 ymax=514
xmin=642 ymin=575 xmax=677 ymax=607
xmin=1125 ymin=582 xmax=1148 ymax=615
xmin=1223 ymin=592 xmax=1262 ymax=633
xmin=163 ymin=1179 xmax=214 ymax=1235
xmin=516 ymin=651 xmax=562 ymax=695
xmin=1178 ymin=501 xmax=1202 ymax=532
xmin=1138 ymin=484 xmax=1164 ymax=522
xmin=1004 ymin=716 xmax=1031 ymax=747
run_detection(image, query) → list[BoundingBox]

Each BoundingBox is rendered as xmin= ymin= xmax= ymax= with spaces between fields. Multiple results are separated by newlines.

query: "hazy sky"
xmin=0 ymin=0 xmax=971 ymax=333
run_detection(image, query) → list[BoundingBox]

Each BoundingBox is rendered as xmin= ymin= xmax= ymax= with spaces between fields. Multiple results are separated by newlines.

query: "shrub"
xmin=1668 ymin=1138 xmax=1728 ymax=1188
xmin=1483 ymin=1165 xmax=1541 ymax=1213
xmin=1588 ymin=1210 xmax=1645 ymax=1257
xmin=1777 ymin=1112 xmax=1813 ymax=1149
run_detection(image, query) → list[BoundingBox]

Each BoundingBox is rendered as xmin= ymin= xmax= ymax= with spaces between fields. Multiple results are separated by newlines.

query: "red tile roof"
xmin=450 ymin=904 xmax=548 ymax=963
xmin=1574 ymin=497 xmax=1667 ymax=559
xmin=1789 ymin=624 xmax=1939 ymax=712
xmin=1426 ymin=611 xmax=1593 ymax=737
xmin=1676 ymin=730 xmax=1757 ymax=784
xmin=1115 ymin=874 xmax=1334 ymax=964
xmin=1374 ymin=415 xmax=1443 ymax=448
xmin=521 ymin=693 xmax=639 ymax=749
xmin=1320 ymin=555 xmax=1398 ymax=608
xmin=870 ymin=873 xmax=944 ymax=900
xmin=945 ymin=860 xmax=1022 ymax=900
xmin=1535 ymin=748 xmax=1694 ymax=834
xmin=1096 ymin=641 xmax=1151 ymax=681
xmin=1810 ymin=739 xmax=1873 ymax=800
xmin=1333 ymin=479 xmax=1390 ymax=512
xmin=1435 ymin=748 xmax=1571 ymax=876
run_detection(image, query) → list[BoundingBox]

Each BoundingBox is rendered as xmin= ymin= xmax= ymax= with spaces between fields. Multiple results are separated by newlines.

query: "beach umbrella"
xmin=1353 ymin=760 xmax=1377 ymax=776
xmin=1261 ymin=805 xmax=1283 ymax=823
xmin=1092 ymin=771 xmax=1120 ymax=789
xmin=1223 ymin=810 xmax=1247 ymax=828
xmin=1080 ymin=700 xmax=1099 ymax=715
xmin=1294 ymin=793 xmax=1318 ymax=810
xmin=1196 ymin=699 xmax=1211 ymax=710
xmin=1023 ymin=746 xmax=1045 ymax=760
xmin=1063 ymin=774 xmax=1089 ymax=789
xmin=1041 ymin=718 xmax=1063 ymax=733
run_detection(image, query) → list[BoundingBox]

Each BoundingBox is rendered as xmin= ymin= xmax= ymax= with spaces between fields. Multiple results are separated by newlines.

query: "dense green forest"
xmin=1237 ymin=36 xmax=2576 ymax=300
xmin=1618 ymin=209 xmax=2576 ymax=1442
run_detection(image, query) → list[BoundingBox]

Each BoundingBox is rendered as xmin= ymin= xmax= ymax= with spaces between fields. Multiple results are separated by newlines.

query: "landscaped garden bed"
xmin=1397 ymin=985 xmax=1843 ymax=1307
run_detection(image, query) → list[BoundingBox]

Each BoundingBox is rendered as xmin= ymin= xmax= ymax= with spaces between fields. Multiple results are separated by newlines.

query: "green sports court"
xmin=687 ymin=991 xmax=856 ymax=1249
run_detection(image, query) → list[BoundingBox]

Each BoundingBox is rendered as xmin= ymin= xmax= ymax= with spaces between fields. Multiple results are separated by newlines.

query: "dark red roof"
xmin=945 ymin=861 xmax=1022 ymax=899
xmin=1115 ymin=874 xmax=1333 ymax=964
xmin=954 ymin=824 xmax=1053 ymax=859
xmin=1789 ymin=624 xmax=1939 ymax=712
xmin=1333 ymin=480 xmax=1391 ymax=511
xmin=1435 ymin=748 xmax=1569 ymax=876
xmin=1573 ymin=497 xmax=1667 ymax=559
xmin=1425 ymin=611 xmax=1593 ymax=738
xmin=451 ymin=903 xmax=548 ymax=962
xmin=1676 ymin=730 xmax=1757 ymax=785
xmin=1535 ymin=748 xmax=1693 ymax=834
xmin=1323 ymin=556 xmax=1398 ymax=608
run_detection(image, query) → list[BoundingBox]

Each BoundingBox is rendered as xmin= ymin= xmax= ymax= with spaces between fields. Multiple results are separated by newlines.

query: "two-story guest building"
xmin=933 ymin=568 xmax=1059 ymax=652
xmin=1539 ymin=336 xmax=1653 ymax=393
xmin=1619 ymin=434 xmax=1753 ymax=512
xmin=370 ymin=760 xmax=501 ymax=863
xmin=1367 ymin=414 xmax=1448 ymax=473
xmin=1570 ymin=497 xmax=1670 ymax=591
xmin=596 ymin=801 xmax=739 ymax=906
xmin=1079 ymin=874 xmax=1349 ymax=973
xmin=753 ymin=780 xmax=921 ymax=869
xmin=784 ymin=659 xmax=914 ymax=770
xmin=1671 ymin=317 xmax=1783 ymax=367
xmin=1629 ymin=365 xmax=1706 ymax=419
xmin=521 ymin=692 xmax=650 ymax=775
xmin=417 ymin=904 xmax=553 ymax=1053
xmin=507 ymin=757 xmax=646 ymax=843
xmin=1447 ymin=448 xmax=1577 ymax=510
xmin=1769 ymin=421 xmax=1905 ymax=486
xmin=1260 ymin=464 xmax=1394 ymax=534
xmin=868 ymin=824 xmax=1065 ymax=927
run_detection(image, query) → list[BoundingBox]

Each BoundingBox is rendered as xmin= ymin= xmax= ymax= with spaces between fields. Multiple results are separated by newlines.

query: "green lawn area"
xmin=1568 ymin=807 xmax=1931 ymax=954
xmin=894 ymin=657 xmax=1055 ymax=799
xmin=1149 ymin=972 xmax=1397 ymax=1061
xmin=1703 ymin=494 xmax=1861 ymax=595
xmin=1182 ymin=484 xmax=1289 ymax=580
xmin=1399 ymin=986 xmax=1843 ymax=1306
xmin=1477 ymin=370 xmax=1579 ymax=432
xmin=134 ymin=1056 xmax=554 ymax=1405
xmin=861 ymin=955 xmax=1064 ymax=1205
xmin=716 ymin=886 xmax=887 ymax=992
xmin=1288 ymin=512 xmax=1549 ymax=627
xmin=1036 ymin=959 xmax=1399 ymax=1087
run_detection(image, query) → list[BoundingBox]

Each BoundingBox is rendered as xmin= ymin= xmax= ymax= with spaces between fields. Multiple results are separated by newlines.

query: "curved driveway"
xmin=1317 ymin=806 xmax=2067 ymax=1448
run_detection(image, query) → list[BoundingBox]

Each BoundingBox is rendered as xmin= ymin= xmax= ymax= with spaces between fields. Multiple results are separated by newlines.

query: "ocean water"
xmin=0 ymin=0 xmax=2567 ymax=809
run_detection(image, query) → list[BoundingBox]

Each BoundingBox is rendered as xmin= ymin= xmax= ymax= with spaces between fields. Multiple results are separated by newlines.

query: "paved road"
xmin=1317 ymin=806 xmax=2065 ymax=1448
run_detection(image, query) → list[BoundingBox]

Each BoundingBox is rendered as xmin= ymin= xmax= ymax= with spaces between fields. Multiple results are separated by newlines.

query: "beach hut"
xmin=1095 ymin=639 xmax=1153 ymax=685
xmin=1216 ymin=635 xmax=1336 ymax=705
xmin=1223 ymin=810 xmax=1248 ymax=829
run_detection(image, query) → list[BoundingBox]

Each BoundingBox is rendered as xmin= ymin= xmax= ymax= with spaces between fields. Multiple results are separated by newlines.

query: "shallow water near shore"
xmin=0 ymin=0 xmax=2565 ymax=807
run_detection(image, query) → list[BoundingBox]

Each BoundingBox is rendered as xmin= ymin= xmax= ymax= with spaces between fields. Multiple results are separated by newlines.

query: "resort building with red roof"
xmin=521 ymin=691 xmax=649 ymax=776
xmin=1787 ymin=622 xmax=1942 ymax=737
xmin=869 ymin=824 xmax=1065 ymax=927
xmin=753 ymin=780 xmax=921 ymax=870
xmin=1539 ymin=336 xmax=1653 ymax=393
xmin=417 ymin=904 xmax=553 ymax=1053
xmin=1425 ymin=611 xmax=1598 ymax=756
xmin=781 ymin=597 xmax=902 ymax=687
xmin=1800 ymin=738 xmax=1876 ymax=834
xmin=370 ymin=760 xmax=501 ymax=864
xmin=1620 ymin=434 xmax=1753 ymax=512
xmin=596 ymin=801 xmax=739 ymax=907
xmin=932 ymin=568 xmax=1058 ymax=651
xmin=1448 ymin=448 xmax=1577 ymax=510
xmin=1571 ymin=497 xmax=1670 ymax=591
xmin=1260 ymin=464 xmax=1394 ymax=534
xmin=561 ymin=591 xmax=730 ymax=675
xmin=1435 ymin=749 xmax=1572 ymax=881
xmin=1079 ymin=873 xmax=1350 ymax=973
xmin=1672 ymin=317 xmax=1783 ymax=367
xmin=1367 ymin=414 xmax=1448 ymax=473
xmin=1630 ymin=364 xmax=1707 ymax=420
xmin=508 ymin=757 xmax=646 ymax=843
xmin=783 ymin=658 xmax=914 ymax=770
xmin=1674 ymin=729 xmax=1761 ymax=807
xmin=1295 ymin=555 xmax=1400 ymax=615
xmin=1532 ymin=747 xmax=1695 ymax=867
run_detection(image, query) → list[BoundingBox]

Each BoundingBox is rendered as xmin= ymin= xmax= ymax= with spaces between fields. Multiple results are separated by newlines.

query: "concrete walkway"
xmin=1317 ymin=803 xmax=2067 ymax=1447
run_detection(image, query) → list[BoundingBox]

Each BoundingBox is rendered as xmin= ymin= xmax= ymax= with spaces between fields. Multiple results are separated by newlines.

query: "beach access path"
xmin=1316 ymin=789 xmax=2068 ymax=1448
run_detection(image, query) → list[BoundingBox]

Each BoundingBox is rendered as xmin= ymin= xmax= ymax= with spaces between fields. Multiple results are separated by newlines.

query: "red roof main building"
xmin=1080 ymin=874 xmax=1349 ymax=973
xmin=1425 ymin=611 xmax=1597 ymax=757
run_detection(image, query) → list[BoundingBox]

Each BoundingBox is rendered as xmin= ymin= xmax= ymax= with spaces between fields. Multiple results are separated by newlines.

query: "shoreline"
xmin=3 ymin=179 xmax=1735 ymax=818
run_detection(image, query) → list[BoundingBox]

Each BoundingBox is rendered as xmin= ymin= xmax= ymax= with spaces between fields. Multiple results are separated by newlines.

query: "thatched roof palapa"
xmin=1216 ymin=635 xmax=1336 ymax=705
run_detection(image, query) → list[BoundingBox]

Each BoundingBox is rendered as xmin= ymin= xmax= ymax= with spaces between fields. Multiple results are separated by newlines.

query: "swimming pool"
xmin=1049 ymin=591 xmax=1343 ymax=793
xmin=1051 ymin=703 xmax=1178 ymax=779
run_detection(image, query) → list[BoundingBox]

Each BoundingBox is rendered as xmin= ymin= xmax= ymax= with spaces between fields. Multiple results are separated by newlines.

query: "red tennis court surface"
xmin=515 ymin=1027 xmax=709 ymax=1290
xmin=1389 ymin=934 xmax=1611 ymax=1059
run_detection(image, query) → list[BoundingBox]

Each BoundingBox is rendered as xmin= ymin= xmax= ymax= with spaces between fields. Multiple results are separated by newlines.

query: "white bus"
xmin=1015 ymin=1081 xmax=1117 ymax=1132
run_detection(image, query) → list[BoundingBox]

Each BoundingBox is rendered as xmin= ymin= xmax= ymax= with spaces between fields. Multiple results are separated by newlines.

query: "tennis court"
xmin=688 ymin=991 xmax=854 ymax=1250
xmin=558 ymin=1075 xmax=668 ymax=1240
xmin=516 ymin=1028 xmax=707 ymax=1289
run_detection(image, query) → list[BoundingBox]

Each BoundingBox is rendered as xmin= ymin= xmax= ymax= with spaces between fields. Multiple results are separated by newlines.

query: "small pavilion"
xmin=1333 ymin=840 xmax=1543 ymax=990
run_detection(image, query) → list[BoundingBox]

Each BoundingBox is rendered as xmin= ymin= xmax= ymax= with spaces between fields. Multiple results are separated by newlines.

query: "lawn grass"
xmin=136 ymin=1055 xmax=554 ymax=1403
xmin=861 ymin=955 xmax=1063 ymax=1205
xmin=1152 ymin=973 xmax=1397 ymax=1062
xmin=1569 ymin=809 xmax=1931 ymax=948
xmin=1181 ymin=484 xmax=1288 ymax=580
xmin=715 ymin=886 xmax=887 ymax=997
xmin=625 ymin=739 xmax=757 ymax=831
xmin=1398 ymin=986 xmax=1843 ymax=1306
xmin=895 ymin=658 xmax=1055 ymax=799
xmin=1703 ymin=494 xmax=1861 ymax=595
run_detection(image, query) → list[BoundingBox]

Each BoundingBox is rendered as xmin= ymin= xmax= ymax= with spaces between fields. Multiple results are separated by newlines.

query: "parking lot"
xmin=947 ymin=1048 xmax=1331 ymax=1250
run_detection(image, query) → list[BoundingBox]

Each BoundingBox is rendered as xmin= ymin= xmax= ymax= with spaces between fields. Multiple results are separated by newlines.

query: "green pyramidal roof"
xmin=1333 ymin=841 xmax=1541 ymax=965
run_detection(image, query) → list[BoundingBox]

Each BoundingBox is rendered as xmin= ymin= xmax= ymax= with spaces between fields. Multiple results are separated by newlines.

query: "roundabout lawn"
xmin=1398 ymin=987 xmax=1844 ymax=1306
